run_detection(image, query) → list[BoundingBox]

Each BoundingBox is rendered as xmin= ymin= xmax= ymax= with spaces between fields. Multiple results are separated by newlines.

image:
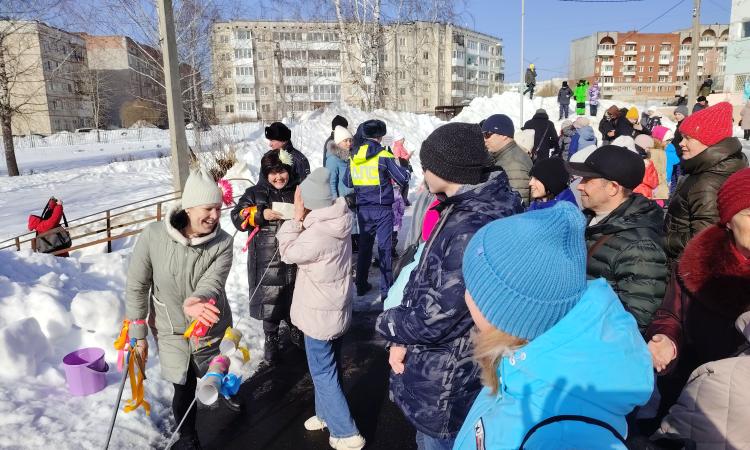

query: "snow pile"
xmin=70 ymin=291 xmax=124 ymax=334
xmin=0 ymin=317 xmax=52 ymax=381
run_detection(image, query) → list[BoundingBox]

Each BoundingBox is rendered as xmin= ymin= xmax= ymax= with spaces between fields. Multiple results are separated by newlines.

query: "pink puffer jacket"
xmin=277 ymin=197 xmax=354 ymax=341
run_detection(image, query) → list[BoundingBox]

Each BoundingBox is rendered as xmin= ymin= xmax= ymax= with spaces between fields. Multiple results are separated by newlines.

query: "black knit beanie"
xmin=331 ymin=115 xmax=348 ymax=130
xmin=265 ymin=122 xmax=291 ymax=141
xmin=420 ymin=123 xmax=493 ymax=185
xmin=529 ymin=157 xmax=570 ymax=197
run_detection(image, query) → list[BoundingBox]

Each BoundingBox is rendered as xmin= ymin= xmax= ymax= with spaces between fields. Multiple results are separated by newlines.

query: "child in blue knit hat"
xmin=453 ymin=202 xmax=654 ymax=450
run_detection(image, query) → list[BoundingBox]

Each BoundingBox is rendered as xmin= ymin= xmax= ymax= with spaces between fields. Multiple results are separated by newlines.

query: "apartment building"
xmin=569 ymin=24 xmax=729 ymax=101
xmin=1 ymin=20 xmax=92 ymax=135
xmin=211 ymin=20 xmax=503 ymax=122
xmin=80 ymin=34 xmax=165 ymax=128
xmin=724 ymin=0 xmax=750 ymax=97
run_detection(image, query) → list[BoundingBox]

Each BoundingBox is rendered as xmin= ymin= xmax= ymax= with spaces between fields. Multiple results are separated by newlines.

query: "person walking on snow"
xmin=126 ymin=168 xmax=233 ymax=449
xmin=574 ymin=79 xmax=588 ymax=116
xmin=322 ymin=115 xmax=349 ymax=163
xmin=345 ymin=119 xmax=410 ymax=300
xmin=482 ymin=114 xmax=533 ymax=204
xmin=264 ymin=122 xmax=310 ymax=182
xmin=588 ymin=81 xmax=600 ymax=116
xmin=376 ymin=122 xmax=523 ymax=450
xmin=523 ymin=63 xmax=537 ymax=99
xmin=557 ymin=81 xmax=573 ymax=120
xmin=231 ymin=151 xmax=303 ymax=363
xmin=277 ymin=168 xmax=366 ymax=450
xmin=453 ymin=202 xmax=653 ymax=449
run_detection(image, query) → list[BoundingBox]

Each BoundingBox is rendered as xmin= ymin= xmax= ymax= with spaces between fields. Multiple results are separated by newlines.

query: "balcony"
xmin=451 ymin=73 xmax=464 ymax=82
xmin=308 ymin=59 xmax=340 ymax=67
xmin=659 ymin=58 xmax=672 ymax=65
xmin=307 ymin=41 xmax=340 ymax=51
xmin=623 ymin=60 xmax=637 ymax=66
xmin=624 ymin=49 xmax=637 ymax=56
xmin=311 ymin=93 xmax=340 ymax=102
xmin=451 ymin=57 xmax=465 ymax=66
xmin=600 ymin=69 xmax=614 ymax=76
xmin=597 ymin=47 xmax=615 ymax=56
xmin=699 ymin=40 xmax=715 ymax=47
xmin=717 ymin=40 xmax=728 ymax=47
xmin=451 ymin=89 xmax=464 ymax=97
xmin=658 ymin=70 xmax=671 ymax=76
xmin=660 ymin=50 xmax=672 ymax=56
xmin=623 ymin=70 xmax=636 ymax=76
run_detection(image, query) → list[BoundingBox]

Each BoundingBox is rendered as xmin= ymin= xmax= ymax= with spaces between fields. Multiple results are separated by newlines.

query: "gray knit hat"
xmin=182 ymin=167 xmax=222 ymax=209
xmin=300 ymin=167 xmax=334 ymax=210
xmin=674 ymin=105 xmax=689 ymax=117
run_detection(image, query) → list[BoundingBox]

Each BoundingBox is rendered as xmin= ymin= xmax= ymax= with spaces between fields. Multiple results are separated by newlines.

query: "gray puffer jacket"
xmin=126 ymin=205 xmax=234 ymax=385
xmin=491 ymin=140 xmax=533 ymax=204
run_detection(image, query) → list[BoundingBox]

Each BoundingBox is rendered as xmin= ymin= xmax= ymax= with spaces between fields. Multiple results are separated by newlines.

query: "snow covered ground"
xmin=1 ymin=92 xmax=749 ymax=448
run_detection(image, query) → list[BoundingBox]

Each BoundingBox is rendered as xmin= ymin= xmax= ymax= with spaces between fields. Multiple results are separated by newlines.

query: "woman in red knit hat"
xmin=663 ymin=102 xmax=748 ymax=265
xmin=647 ymin=167 xmax=750 ymax=417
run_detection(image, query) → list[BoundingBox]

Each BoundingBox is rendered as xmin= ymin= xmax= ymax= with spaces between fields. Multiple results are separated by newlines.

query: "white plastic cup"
xmin=219 ymin=327 xmax=243 ymax=355
xmin=196 ymin=373 xmax=222 ymax=405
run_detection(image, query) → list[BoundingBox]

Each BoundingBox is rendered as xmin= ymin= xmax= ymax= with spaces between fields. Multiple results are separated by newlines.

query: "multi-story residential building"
xmin=569 ymin=24 xmax=729 ymax=101
xmin=80 ymin=33 xmax=165 ymax=128
xmin=211 ymin=20 xmax=503 ymax=122
xmin=724 ymin=0 xmax=750 ymax=97
xmin=1 ymin=20 xmax=93 ymax=135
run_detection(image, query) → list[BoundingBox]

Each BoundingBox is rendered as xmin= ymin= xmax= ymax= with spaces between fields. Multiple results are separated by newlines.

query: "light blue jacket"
xmin=453 ymin=279 xmax=653 ymax=450
xmin=665 ymin=142 xmax=680 ymax=184
xmin=325 ymin=141 xmax=354 ymax=198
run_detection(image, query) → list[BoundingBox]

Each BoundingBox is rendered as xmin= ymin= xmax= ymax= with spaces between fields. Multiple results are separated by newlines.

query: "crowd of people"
xmin=122 ymin=94 xmax=750 ymax=449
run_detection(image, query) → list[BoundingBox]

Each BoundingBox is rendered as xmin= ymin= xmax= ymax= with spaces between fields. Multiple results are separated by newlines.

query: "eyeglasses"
xmin=482 ymin=132 xmax=494 ymax=139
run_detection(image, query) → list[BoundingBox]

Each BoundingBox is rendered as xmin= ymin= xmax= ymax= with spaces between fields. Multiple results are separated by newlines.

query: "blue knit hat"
xmin=463 ymin=202 xmax=587 ymax=340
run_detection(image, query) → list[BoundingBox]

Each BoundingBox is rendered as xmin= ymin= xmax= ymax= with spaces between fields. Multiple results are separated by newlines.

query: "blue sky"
xmin=460 ymin=0 xmax=731 ymax=82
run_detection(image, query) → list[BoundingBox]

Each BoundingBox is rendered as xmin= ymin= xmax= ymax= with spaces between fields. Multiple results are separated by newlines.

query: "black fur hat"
xmin=265 ymin=122 xmax=292 ymax=141
xmin=362 ymin=119 xmax=387 ymax=139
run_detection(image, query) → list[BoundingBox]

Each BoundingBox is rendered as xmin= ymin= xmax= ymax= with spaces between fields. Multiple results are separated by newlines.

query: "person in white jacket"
xmin=277 ymin=167 xmax=365 ymax=450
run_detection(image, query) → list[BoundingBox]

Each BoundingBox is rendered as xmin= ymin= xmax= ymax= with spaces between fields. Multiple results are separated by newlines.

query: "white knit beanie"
xmin=300 ymin=167 xmax=334 ymax=210
xmin=182 ymin=167 xmax=222 ymax=209
xmin=333 ymin=126 xmax=352 ymax=145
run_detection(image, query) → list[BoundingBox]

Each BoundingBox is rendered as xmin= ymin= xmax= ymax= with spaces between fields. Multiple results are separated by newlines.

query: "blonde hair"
xmin=472 ymin=327 xmax=528 ymax=395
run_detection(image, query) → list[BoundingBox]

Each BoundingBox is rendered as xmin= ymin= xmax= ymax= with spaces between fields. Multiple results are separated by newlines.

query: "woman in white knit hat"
xmin=325 ymin=125 xmax=359 ymax=249
xmin=125 ymin=167 xmax=234 ymax=448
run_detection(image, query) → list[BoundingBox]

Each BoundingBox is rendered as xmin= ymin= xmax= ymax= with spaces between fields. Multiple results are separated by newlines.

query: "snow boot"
xmin=329 ymin=434 xmax=366 ymax=450
xmin=263 ymin=332 xmax=280 ymax=363
xmin=289 ymin=325 xmax=304 ymax=349
xmin=304 ymin=416 xmax=327 ymax=431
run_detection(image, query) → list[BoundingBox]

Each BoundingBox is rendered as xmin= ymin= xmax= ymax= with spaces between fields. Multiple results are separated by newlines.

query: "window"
xmin=399 ymin=70 xmax=405 ymax=80
xmin=399 ymin=88 xmax=406 ymax=95
xmin=640 ymin=56 xmax=645 ymax=62
xmin=238 ymin=101 xmax=255 ymax=111
xmin=224 ymin=87 xmax=232 ymax=95
xmin=220 ymin=34 xmax=229 ymax=43
xmin=235 ymin=66 xmax=253 ymax=76
xmin=234 ymin=30 xmax=250 ymax=40
xmin=648 ymin=76 xmax=653 ymax=82
xmin=237 ymin=85 xmax=254 ymax=95
xmin=648 ymin=66 xmax=654 ymax=72
xmin=400 ymin=54 xmax=406 ymax=63
xmin=261 ymin=70 xmax=268 ymax=79
xmin=641 ymin=45 xmax=646 ymax=51
xmin=399 ymin=37 xmax=406 ymax=46
xmin=423 ymin=51 xmax=429 ymax=60
xmin=234 ymin=48 xmax=251 ymax=59
xmin=225 ymin=104 xmax=234 ymax=113
xmin=260 ymin=87 xmax=268 ymax=96
xmin=261 ymin=104 xmax=270 ymax=112
xmin=423 ymin=67 xmax=429 ymax=76
xmin=422 ymin=98 xmax=429 ymax=107
xmin=743 ymin=21 xmax=750 ymax=38
xmin=650 ymin=55 xmax=655 ymax=62
xmin=284 ymin=68 xmax=307 ymax=77
xmin=222 ymin=70 xmax=231 ymax=79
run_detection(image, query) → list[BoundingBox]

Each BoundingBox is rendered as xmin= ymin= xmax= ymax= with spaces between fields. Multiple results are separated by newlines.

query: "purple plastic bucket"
xmin=62 ymin=347 xmax=109 ymax=396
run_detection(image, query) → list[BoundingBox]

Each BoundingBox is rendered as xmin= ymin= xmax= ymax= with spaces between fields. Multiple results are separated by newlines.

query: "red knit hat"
xmin=678 ymin=102 xmax=733 ymax=146
xmin=718 ymin=168 xmax=750 ymax=225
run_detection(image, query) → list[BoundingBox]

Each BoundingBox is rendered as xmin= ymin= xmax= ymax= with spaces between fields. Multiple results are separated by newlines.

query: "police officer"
xmin=345 ymin=119 xmax=411 ymax=299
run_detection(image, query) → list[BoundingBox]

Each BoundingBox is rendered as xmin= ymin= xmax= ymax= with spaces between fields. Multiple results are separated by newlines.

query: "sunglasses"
xmin=482 ymin=132 xmax=494 ymax=139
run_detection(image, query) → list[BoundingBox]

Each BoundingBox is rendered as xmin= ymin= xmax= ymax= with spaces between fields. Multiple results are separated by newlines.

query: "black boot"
xmin=263 ymin=332 xmax=280 ymax=363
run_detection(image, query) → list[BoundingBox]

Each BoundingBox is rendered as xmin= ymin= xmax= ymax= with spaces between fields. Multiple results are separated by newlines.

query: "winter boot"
xmin=329 ymin=434 xmax=366 ymax=450
xmin=289 ymin=325 xmax=304 ymax=349
xmin=263 ymin=332 xmax=280 ymax=363
xmin=304 ymin=416 xmax=327 ymax=431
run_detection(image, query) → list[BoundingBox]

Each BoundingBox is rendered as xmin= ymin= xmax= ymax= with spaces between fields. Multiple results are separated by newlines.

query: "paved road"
xmin=197 ymin=312 xmax=417 ymax=450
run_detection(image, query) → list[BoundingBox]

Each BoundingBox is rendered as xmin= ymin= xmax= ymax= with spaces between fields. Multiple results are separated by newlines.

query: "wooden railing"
xmin=0 ymin=178 xmax=253 ymax=256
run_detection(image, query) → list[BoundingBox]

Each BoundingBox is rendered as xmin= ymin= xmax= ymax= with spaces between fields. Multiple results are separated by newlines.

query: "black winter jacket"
xmin=664 ymin=137 xmax=747 ymax=263
xmin=557 ymin=86 xmax=573 ymax=105
xmin=523 ymin=111 xmax=560 ymax=160
xmin=585 ymin=194 xmax=668 ymax=333
xmin=231 ymin=177 xmax=298 ymax=321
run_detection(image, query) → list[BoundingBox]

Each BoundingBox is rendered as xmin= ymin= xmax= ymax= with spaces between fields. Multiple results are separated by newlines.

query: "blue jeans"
xmin=304 ymin=336 xmax=359 ymax=438
xmin=416 ymin=431 xmax=455 ymax=450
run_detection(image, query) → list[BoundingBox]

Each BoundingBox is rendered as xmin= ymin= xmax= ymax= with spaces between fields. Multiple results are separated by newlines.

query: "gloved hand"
xmin=344 ymin=193 xmax=357 ymax=210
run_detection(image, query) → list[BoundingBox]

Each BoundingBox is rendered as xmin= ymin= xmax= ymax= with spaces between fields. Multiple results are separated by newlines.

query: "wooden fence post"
xmin=15 ymin=237 xmax=20 ymax=251
xmin=106 ymin=210 xmax=112 ymax=253
xmin=156 ymin=202 xmax=162 ymax=221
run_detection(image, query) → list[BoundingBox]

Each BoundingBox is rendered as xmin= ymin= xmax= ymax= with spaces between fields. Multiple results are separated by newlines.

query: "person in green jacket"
xmin=126 ymin=167 xmax=234 ymax=448
xmin=569 ymin=145 xmax=668 ymax=333
xmin=574 ymin=79 xmax=589 ymax=116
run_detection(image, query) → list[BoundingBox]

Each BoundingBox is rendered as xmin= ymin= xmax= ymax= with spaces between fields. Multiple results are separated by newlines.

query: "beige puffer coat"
xmin=277 ymin=198 xmax=353 ymax=341
xmin=125 ymin=205 xmax=234 ymax=384
xmin=655 ymin=311 xmax=750 ymax=448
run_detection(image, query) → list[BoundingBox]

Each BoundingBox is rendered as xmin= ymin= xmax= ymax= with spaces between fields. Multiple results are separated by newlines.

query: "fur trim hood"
xmin=678 ymin=224 xmax=750 ymax=318
xmin=326 ymin=139 xmax=350 ymax=161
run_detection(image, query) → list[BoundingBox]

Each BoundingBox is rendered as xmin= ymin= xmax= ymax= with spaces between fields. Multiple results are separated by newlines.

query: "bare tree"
xmin=1 ymin=0 xmax=79 ymax=176
xmin=80 ymin=67 xmax=112 ymax=141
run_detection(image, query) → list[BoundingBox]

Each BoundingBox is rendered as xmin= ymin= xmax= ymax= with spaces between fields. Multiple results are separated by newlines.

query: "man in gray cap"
xmin=482 ymin=114 xmax=533 ymax=203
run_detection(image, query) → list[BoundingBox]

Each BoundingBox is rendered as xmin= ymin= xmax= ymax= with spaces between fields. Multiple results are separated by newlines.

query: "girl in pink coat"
xmin=277 ymin=167 xmax=365 ymax=450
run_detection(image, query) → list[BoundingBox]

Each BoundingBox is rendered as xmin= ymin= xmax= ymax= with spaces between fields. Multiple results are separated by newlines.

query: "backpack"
xmin=32 ymin=202 xmax=72 ymax=254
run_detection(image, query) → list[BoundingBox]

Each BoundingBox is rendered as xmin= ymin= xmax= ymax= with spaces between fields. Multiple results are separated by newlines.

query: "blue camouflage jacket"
xmin=344 ymin=139 xmax=410 ymax=207
xmin=375 ymin=171 xmax=523 ymax=439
